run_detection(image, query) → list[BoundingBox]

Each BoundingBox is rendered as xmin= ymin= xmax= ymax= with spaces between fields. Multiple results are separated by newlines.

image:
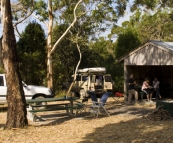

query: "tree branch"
xmin=50 ymin=0 xmax=83 ymax=55
xmin=11 ymin=0 xmax=23 ymax=6
xmin=11 ymin=0 xmax=35 ymax=36
xmin=13 ymin=9 xmax=33 ymax=26
xmin=66 ymin=36 xmax=82 ymax=96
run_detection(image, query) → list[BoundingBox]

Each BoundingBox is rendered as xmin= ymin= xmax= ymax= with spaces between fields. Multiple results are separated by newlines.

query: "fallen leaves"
xmin=0 ymin=98 xmax=173 ymax=142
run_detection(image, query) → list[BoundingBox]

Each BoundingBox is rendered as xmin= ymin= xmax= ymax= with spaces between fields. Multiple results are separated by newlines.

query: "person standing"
xmin=142 ymin=78 xmax=153 ymax=102
xmin=127 ymin=74 xmax=138 ymax=105
xmin=153 ymin=77 xmax=161 ymax=101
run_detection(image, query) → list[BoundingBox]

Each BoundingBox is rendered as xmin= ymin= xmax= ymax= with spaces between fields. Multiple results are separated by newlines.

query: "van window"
xmin=82 ymin=76 xmax=88 ymax=81
xmin=76 ymin=75 xmax=81 ymax=81
xmin=105 ymin=76 xmax=112 ymax=82
xmin=96 ymin=75 xmax=103 ymax=81
xmin=0 ymin=76 xmax=4 ymax=86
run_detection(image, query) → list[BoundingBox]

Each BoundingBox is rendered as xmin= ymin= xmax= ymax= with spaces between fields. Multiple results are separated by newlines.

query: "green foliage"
xmin=88 ymin=37 xmax=115 ymax=68
xmin=132 ymin=0 xmax=158 ymax=10
xmin=132 ymin=0 xmax=173 ymax=11
xmin=54 ymin=90 xmax=67 ymax=98
xmin=138 ymin=10 xmax=173 ymax=42
xmin=114 ymin=29 xmax=141 ymax=59
xmin=124 ymin=9 xmax=173 ymax=43
xmin=52 ymin=22 xmax=121 ymax=92
xmin=111 ymin=9 xmax=173 ymax=57
xmin=0 ymin=66 xmax=4 ymax=74
xmin=52 ymin=23 xmax=87 ymax=90
xmin=114 ymin=75 xmax=124 ymax=93
xmin=34 ymin=0 xmax=48 ymax=21
xmin=16 ymin=0 xmax=132 ymax=91
xmin=17 ymin=22 xmax=47 ymax=85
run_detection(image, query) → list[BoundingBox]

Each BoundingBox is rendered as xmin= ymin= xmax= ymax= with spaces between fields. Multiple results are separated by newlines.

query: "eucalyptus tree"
xmin=89 ymin=37 xmax=115 ymax=67
xmin=110 ymin=15 xmax=141 ymax=59
xmin=52 ymin=18 xmax=91 ymax=93
xmin=131 ymin=0 xmax=173 ymax=11
xmin=131 ymin=0 xmax=173 ymax=42
xmin=29 ymin=0 xmax=131 ymax=90
xmin=0 ymin=0 xmax=34 ymax=71
xmin=0 ymin=37 xmax=2 ymax=68
xmin=112 ymin=9 xmax=173 ymax=44
xmin=1 ymin=0 xmax=28 ymax=129
xmin=1 ymin=0 xmax=130 ymax=90
xmin=134 ymin=10 xmax=173 ymax=42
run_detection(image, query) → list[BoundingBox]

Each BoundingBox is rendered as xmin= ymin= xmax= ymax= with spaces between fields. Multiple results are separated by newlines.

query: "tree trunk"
xmin=47 ymin=53 xmax=53 ymax=89
xmin=1 ymin=0 xmax=28 ymax=129
xmin=0 ymin=37 xmax=3 ymax=69
xmin=66 ymin=42 xmax=82 ymax=96
xmin=47 ymin=0 xmax=53 ymax=89
xmin=47 ymin=0 xmax=83 ymax=90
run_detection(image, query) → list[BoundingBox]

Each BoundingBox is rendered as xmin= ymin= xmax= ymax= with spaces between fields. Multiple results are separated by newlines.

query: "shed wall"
xmin=124 ymin=45 xmax=173 ymax=65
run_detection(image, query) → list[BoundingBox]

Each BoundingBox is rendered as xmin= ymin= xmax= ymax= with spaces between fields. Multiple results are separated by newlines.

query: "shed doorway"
xmin=126 ymin=65 xmax=173 ymax=98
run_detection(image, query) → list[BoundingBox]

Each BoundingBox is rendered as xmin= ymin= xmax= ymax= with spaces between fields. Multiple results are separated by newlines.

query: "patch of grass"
xmin=54 ymin=90 xmax=67 ymax=98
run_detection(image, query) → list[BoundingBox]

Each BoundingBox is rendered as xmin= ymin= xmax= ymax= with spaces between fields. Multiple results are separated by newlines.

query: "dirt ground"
xmin=0 ymin=97 xmax=173 ymax=143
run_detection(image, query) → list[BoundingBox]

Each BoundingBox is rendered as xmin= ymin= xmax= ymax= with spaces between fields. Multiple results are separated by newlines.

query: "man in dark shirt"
xmin=127 ymin=74 xmax=138 ymax=105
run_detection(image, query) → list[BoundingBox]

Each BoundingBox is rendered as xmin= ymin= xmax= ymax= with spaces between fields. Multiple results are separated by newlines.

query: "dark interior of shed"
xmin=127 ymin=65 xmax=173 ymax=98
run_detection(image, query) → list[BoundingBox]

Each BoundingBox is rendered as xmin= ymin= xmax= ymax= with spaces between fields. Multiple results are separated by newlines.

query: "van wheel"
xmin=33 ymin=96 xmax=47 ymax=110
xmin=79 ymin=89 xmax=86 ymax=99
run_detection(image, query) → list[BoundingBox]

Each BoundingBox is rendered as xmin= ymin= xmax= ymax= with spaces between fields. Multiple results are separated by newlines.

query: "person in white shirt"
xmin=153 ymin=77 xmax=161 ymax=100
xmin=142 ymin=78 xmax=153 ymax=102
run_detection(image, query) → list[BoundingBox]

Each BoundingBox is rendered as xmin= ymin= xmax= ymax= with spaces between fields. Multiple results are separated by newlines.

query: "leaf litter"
xmin=0 ymin=98 xmax=173 ymax=143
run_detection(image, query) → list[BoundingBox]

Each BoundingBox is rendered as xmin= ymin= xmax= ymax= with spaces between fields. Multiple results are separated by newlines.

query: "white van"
xmin=68 ymin=67 xmax=114 ymax=99
xmin=0 ymin=74 xmax=54 ymax=104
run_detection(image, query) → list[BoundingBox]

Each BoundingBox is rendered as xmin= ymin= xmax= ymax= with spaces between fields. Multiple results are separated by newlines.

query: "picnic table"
xmin=26 ymin=96 xmax=83 ymax=122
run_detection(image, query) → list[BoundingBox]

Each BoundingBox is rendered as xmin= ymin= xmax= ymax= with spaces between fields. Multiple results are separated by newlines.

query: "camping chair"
xmin=89 ymin=91 xmax=111 ymax=118
xmin=112 ymin=92 xmax=124 ymax=102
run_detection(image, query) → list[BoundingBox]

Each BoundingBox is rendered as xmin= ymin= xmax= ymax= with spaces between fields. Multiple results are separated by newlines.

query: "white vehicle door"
xmin=103 ymin=74 xmax=113 ymax=90
xmin=90 ymin=75 xmax=95 ymax=89
xmin=0 ymin=75 xmax=7 ymax=103
xmin=80 ymin=75 xmax=88 ymax=91
xmin=74 ymin=75 xmax=81 ymax=92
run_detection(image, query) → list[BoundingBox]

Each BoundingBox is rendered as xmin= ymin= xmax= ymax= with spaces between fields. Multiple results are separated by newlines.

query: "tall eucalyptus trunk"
xmin=1 ymin=0 xmax=28 ymax=129
xmin=47 ymin=0 xmax=53 ymax=89
xmin=0 ymin=37 xmax=3 ymax=69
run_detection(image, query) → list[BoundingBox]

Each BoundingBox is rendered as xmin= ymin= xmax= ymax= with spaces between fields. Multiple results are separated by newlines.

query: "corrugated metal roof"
xmin=151 ymin=40 xmax=173 ymax=51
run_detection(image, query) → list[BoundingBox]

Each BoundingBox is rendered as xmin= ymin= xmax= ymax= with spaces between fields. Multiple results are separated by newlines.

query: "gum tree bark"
xmin=47 ymin=0 xmax=53 ymax=89
xmin=0 ymin=37 xmax=2 ymax=68
xmin=47 ymin=0 xmax=83 ymax=89
xmin=1 ymin=0 xmax=28 ymax=129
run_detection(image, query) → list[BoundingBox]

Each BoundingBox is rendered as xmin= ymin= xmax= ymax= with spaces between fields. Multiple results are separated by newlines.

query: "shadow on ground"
xmin=28 ymin=99 xmax=156 ymax=126
xmin=79 ymin=117 xmax=173 ymax=143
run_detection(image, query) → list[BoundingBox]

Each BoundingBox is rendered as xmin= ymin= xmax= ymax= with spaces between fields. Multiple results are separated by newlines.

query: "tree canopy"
xmin=17 ymin=21 xmax=47 ymax=85
xmin=2 ymin=0 xmax=173 ymax=94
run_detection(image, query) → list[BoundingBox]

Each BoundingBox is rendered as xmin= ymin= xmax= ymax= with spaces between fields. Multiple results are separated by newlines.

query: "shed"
xmin=118 ymin=40 xmax=173 ymax=99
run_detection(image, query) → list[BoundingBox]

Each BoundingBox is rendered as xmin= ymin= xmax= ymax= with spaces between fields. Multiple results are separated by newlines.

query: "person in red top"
xmin=142 ymin=78 xmax=153 ymax=102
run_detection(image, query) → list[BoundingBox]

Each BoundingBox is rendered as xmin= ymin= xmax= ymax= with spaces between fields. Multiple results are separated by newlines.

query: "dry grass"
xmin=0 ymin=98 xmax=173 ymax=143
